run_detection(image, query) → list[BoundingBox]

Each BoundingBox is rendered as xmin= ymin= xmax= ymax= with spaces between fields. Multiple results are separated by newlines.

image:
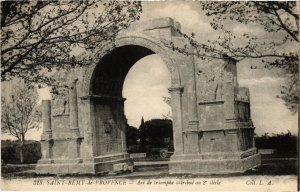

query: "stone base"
xmin=169 ymin=150 xmax=261 ymax=174
xmin=36 ymin=153 xmax=133 ymax=175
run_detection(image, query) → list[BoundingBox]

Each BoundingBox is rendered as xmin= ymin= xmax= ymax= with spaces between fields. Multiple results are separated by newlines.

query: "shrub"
xmin=255 ymin=131 xmax=297 ymax=157
xmin=1 ymin=140 xmax=42 ymax=164
xmin=139 ymin=119 xmax=173 ymax=153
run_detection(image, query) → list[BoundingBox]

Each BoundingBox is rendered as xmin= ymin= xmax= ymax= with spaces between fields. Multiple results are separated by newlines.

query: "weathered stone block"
xmin=169 ymin=153 xmax=261 ymax=174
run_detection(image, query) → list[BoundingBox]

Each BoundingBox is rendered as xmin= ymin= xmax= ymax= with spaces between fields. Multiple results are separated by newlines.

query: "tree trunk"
xmin=20 ymin=141 xmax=24 ymax=163
xmin=21 ymin=133 xmax=25 ymax=142
xmin=20 ymin=134 xmax=25 ymax=163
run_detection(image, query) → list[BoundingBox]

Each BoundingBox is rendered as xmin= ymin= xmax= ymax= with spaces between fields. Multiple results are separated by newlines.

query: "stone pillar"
xmin=41 ymin=100 xmax=53 ymax=159
xmin=69 ymin=79 xmax=81 ymax=158
xmin=120 ymin=99 xmax=127 ymax=153
xmin=185 ymin=55 xmax=200 ymax=154
xmin=69 ymin=79 xmax=79 ymax=135
xmin=169 ymin=86 xmax=184 ymax=155
xmin=187 ymin=56 xmax=199 ymax=130
xmin=223 ymin=59 xmax=237 ymax=127
xmin=79 ymin=98 xmax=96 ymax=160
xmin=42 ymin=100 xmax=52 ymax=136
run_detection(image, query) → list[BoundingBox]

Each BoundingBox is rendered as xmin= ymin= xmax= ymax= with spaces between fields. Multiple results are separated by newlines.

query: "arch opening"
xmin=123 ymin=55 xmax=173 ymax=158
xmin=91 ymin=45 xmax=154 ymax=97
xmin=122 ymin=54 xmax=172 ymax=127
xmin=90 ymin=45 xmax=175 ymax=157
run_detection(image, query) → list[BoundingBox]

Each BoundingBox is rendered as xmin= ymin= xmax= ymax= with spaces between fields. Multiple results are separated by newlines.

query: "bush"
xmin=255 ymin=131 xmax=297 ymax=157
xmin=1 ymin=140 xmax=42 ymax=164
xmin=139 ymin=119 xmax=173 ymax=153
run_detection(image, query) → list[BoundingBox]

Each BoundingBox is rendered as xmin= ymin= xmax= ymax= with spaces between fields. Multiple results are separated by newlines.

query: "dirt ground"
xmin=1 ymin=156 xmax=297 ymax=191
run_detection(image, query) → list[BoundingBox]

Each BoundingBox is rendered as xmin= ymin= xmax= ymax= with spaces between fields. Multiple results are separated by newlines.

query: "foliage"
xmin=162 ymin=96 xmax=172 ymax=119
xmin=1 ymin=140 xmax=42 ymax=164
xmin=139 ymin=119 xmax=173 ymax=152
xmin=1 ymin=79 xmax=41 ymax=142
xmin=169 ymin=2 xmax=299 ymax=113
xmin=1 ymin=1 xmax=142 ymax=86
xmin=125 ymin=124 xmax=139 ymax=146
xmin=255 ymin=131 xmax=297 ymax=157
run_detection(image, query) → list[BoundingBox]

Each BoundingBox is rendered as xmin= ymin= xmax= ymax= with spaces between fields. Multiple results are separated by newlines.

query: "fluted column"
xmin=41 ymin=100 xmax=52 ymax=139
xmin=69 ymin=79 xmax=79 ymax=135
xmin=120 ymin=99 xmax=127 ymax=153
xmin=169 ymin=86 xmax=184 ymax=155
xmin=187 ymin=56 xmax=199 ymax=131
xmin=184 ymin=55 xmax=200 ymax=154
xmin=223 ymin=59 xmax=237 ymax=126
xmin=41 ymin=100 xmax=53 ymax=159
xmin=69 ymin=79 xmax=82 ymax=159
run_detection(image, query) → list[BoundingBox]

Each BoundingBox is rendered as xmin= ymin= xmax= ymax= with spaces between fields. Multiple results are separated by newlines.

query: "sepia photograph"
xmin=1 ymin=1 xmax=299 ymax=191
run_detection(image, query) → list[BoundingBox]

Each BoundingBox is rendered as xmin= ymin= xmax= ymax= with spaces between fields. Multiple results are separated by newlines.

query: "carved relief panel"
xmin=196 ymin=61 xmax=224 ymax=102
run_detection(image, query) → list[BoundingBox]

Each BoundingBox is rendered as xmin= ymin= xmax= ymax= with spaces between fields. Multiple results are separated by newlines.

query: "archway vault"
xmin=81 ymin=35 xmax=182 ymax=98
xmin=36 ymin=17 xmax=261 ymax=175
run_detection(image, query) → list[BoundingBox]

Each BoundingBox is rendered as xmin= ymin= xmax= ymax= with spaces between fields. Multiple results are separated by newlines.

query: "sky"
xmin=1 ymin=1 xmax=298 ymax=140
xmin=139 ymin=2 xmax=298 ymax=135
xmin=123 ymin=55 xmax=171 ymax=127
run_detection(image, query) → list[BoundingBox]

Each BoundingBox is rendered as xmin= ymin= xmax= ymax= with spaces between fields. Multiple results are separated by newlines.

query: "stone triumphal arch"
xmin=36 ymin=18 xmax=261 ymax=174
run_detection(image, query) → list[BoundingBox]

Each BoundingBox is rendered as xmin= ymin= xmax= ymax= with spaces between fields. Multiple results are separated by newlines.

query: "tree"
xmin=1 ymin=79 xmax=41 ymax=141
xmin=169 ymin=2 xmax=299 ymax=113
xmin=1 ymin=1 xmax=142 ymax=85
xmin=1 ymin=79 xmax=41 ymax=162
xmin=255 ymin=131 xmax=297 ymax=157
xmin=162 ymin=96 xmax=172 ymax=120
xmin=125 ymin=124 xmax=139 ymax=146
xmin=139 ymin=119 xmax=173 ymax=153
